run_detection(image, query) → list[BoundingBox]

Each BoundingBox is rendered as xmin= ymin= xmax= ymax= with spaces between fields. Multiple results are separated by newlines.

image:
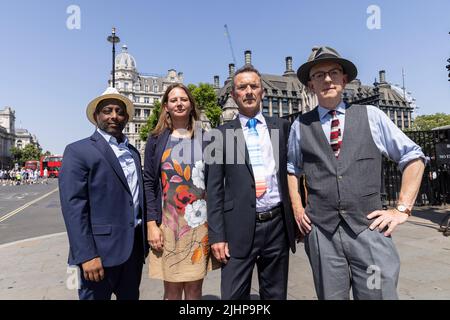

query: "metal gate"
xmin=383 ymin=129 xmax=450 ymax=207
xmin=282 ymin=113 xmax=450 ymax=206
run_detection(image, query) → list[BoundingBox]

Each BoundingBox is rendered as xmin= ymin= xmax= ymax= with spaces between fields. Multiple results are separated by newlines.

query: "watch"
xmin=395 ymin=204 xmax=411 ymax=216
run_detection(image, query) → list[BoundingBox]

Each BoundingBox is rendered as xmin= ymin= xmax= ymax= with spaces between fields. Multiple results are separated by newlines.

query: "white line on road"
xmin=0 ymin=188 xmax=59 ymax=223
xmin=0 ymin=232 xmax=67 ymax=249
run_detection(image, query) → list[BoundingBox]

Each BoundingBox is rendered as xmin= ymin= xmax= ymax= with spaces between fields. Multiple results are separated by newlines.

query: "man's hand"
xmin=367 ymin=209 xmax=409 ymax=237
xmin=147 ymin=221 xmax=164 ymax=252
xmin=211 ymin=242 xmax=230 ymax=264
xmin=293 ymin=206 xmax=312 ymax=236
xmin=81 ymin=257 xmax=104 ymax=282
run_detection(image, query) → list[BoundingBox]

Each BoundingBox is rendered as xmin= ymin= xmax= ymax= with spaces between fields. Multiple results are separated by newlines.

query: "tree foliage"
xmin=10 ymin=144 xmax=43 ymax=165
xmin=139 ymin=100 xmax=161 ymax=142
xmin=188 ymin=83 xmax=222 ymax=128
xmin=409 ymin=113 xmax=450 ymax=131
xmin=138 ymin=83 xmax=223 ymax=142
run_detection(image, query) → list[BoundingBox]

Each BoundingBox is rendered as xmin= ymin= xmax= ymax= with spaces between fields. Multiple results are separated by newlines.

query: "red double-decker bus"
xmin=24 ymin=160 xmax=39 ymax=171
xmin=40 ymin=155 xmax=63 ymax=178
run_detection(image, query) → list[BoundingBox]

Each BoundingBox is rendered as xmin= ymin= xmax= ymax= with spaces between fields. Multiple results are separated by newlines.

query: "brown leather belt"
xmin=256 ymin=205 xmax=282 ymax=222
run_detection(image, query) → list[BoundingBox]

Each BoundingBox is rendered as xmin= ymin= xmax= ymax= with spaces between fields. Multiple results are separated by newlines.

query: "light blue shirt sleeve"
xmin=366 ymin=105 xmax=426 ymax=172
xmin=287 ymin=117 xmax=303 ymax=177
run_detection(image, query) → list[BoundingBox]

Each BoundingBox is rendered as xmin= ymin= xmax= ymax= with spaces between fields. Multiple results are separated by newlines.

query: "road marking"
xmin=0 ymin=232 xmax=67 ymax=249
xmin=0 ymin=188 xmax=59 ymax=223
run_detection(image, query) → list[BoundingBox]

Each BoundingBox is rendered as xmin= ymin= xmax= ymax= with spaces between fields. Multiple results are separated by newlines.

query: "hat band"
xmin=313 ymin=53 xmax=341 ymax=60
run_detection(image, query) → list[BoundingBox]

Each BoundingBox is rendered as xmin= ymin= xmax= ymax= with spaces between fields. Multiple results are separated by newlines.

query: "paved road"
xmin=0 ymin=181 xmax=450 ymax=299
xmin=0 ymin=179 xmax=65 ymax=245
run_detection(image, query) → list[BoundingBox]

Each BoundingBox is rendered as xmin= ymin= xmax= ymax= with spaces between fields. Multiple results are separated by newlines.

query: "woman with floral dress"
xmin=143 ymin=83 xmax=217 ymax=300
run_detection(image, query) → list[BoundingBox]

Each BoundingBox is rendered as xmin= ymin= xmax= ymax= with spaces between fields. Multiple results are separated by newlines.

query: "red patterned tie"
xmin=329 ymin=110 xmax=342 ymax=158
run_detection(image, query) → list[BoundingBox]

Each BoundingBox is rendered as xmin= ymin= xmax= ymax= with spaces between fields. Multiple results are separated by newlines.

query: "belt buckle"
xmin=258 ymin=210 xmax=272 ymax=222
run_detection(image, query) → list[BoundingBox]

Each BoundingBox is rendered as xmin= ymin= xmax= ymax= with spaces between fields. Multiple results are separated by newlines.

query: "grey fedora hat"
xmin=297 ymin=46 xmax=358 ymax=86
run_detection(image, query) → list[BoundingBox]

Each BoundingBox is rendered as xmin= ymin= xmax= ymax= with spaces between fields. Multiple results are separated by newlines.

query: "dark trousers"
xmin=221 ymin=213 xmax=289 ymax=300
xmin=78 ymin=228 xmax=144 ymax=300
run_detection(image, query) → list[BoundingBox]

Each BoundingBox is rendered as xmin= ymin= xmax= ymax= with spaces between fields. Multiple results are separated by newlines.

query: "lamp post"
xmin=107 ymin=27 xmax=120 ymax=88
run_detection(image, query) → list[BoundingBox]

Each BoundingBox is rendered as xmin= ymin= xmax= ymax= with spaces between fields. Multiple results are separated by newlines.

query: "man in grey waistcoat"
xmin=287 ymin=46 xmax=425 ymax=299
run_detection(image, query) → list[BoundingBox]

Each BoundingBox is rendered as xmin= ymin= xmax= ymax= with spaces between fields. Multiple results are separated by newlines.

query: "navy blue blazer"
xmin=143 ymin=129 xmax=171 ymax=224
xmin=206 ymin=116 xmax=298 ymax=258
xmin=59 ymin=131 xmax=148 ymax=267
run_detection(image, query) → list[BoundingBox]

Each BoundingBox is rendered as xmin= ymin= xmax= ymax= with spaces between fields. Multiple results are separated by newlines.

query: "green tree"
xmin=139 ymin=100 xmax=161 ymax=142
xmin=10 ymin=144 xmax=42 ymax=165
xmin=188 ymin=83 xmax=222 ymax=128
xmin=409 ymin=113 xmax=450 ymax=131
xmin=10 ymin=146 xmax=23 ymax=164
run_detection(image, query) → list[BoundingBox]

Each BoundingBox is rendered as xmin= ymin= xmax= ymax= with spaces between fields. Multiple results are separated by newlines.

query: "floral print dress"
xmin=149 ymin=135 xmax=217 ymax=282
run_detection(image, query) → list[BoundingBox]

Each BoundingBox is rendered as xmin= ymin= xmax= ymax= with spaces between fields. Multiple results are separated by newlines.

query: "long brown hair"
xmin=152 ymin=83 xmax=200 ymax=137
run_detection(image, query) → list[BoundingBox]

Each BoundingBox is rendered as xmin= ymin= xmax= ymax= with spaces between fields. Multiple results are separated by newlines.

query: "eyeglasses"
xmin=309 ymin=68 xmax=344 ymax=82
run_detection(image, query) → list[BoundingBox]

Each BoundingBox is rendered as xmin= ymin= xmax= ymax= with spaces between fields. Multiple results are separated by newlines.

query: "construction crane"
xmin=224 ymin=24 xmax=237 ymax=65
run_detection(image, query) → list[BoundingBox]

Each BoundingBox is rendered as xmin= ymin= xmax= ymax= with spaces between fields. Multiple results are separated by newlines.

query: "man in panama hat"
xmin=59 ymin=87 xmax=148 ymax=300
xmin=287 ymin=46 xmax=425 ymax=299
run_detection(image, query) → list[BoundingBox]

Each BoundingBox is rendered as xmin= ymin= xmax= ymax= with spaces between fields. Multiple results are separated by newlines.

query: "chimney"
xmin=214 ymin=75 xmax=220 ymax=89
xmin=244 ymin=50 xmax=252 ymax=65
xmin=285 ymin=56 xmax=293 ymax=72
xmin=379 ymin=70 xmax=386 ymax=83
xmin=228 ymin=63 xmax=235 ymax=78
xmin=283 ymin=56 xmax=296 ymax=76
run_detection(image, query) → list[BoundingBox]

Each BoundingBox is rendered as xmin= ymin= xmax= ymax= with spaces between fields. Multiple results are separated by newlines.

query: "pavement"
xmin=0 ymin=204 xmax=449 ymax=300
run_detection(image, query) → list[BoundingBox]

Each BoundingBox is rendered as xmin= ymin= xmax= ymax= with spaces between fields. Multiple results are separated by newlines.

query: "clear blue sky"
xmin=1 ymin=0 xmax=449 ymax=154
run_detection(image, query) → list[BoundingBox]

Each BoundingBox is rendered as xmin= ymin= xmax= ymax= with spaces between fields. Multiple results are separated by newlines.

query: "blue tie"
xmin=246 ymin=118 xmax=267 ymax=198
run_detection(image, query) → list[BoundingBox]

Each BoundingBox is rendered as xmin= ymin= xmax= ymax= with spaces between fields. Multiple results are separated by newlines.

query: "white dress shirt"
xmin=97 ymin=128 xmax=141 ymax=227
xmin=239 ymin=112 xmax=281 ymax=212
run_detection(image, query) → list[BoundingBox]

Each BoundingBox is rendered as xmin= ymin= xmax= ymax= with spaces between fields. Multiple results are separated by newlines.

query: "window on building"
xmin=134 ymin=96 xmax=139 ymax=103
xmin=153 ymin=85 xmax=158 ymax=92
xmin=135 ymin=108 xmax=140 ymax=118
xmin=124 ymin=83 xmax=129 ymax=90
xmin=390 ymin=109 xmax=395 ymax=121
xmin=281 ymin=98 xmax=289 ymax=116
xmin=144 ymin=109 xmax=150 ymax=118
xmin=403 ymin=110 xmax=409 ymax=119
xmin=135 ymin=124 xmax=141 ymax=133
xmin=124 ymin=124 xmax=129 ymax=133
xmin=272 ymin=98 xmax=279 ymax=117
xmin=292 ymin=91 xmax=297 ymax=97
xmin=262 ymin=97 xmax=270 ymax=116
xmin=292 ymin=99 xmax=299 ymax=112
xmin=144 ymin=97 xmax=150 ymax=104
xmin=145 ymin=85 xmax=149 ymax=92
xmin=272 ymin=89 xmax=278 ymax=96
xmin=282 ymin=90 xmax=287 ymax=96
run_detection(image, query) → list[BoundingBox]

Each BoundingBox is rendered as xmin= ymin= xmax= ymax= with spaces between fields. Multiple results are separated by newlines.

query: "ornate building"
xmin=215 ymin=51 xmax=414 ymax=130
xmin=343 ymin=70 xmax=414 ymax=130
xmin=0 ymin=107 xmax=15 ymax=169
xmin=0 ymin=107 xmax=39 ymax=169
xmin=110 ymin=45 xmax=183 ymax=154
xmin=214 ymin=51 xmax=317 ymax=123
xmin=15 ymin=128 xmax=39 ymax=149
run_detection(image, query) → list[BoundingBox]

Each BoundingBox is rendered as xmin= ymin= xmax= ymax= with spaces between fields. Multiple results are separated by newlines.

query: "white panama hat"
xmin=86 ymin=87 xmax=134 ymax=125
